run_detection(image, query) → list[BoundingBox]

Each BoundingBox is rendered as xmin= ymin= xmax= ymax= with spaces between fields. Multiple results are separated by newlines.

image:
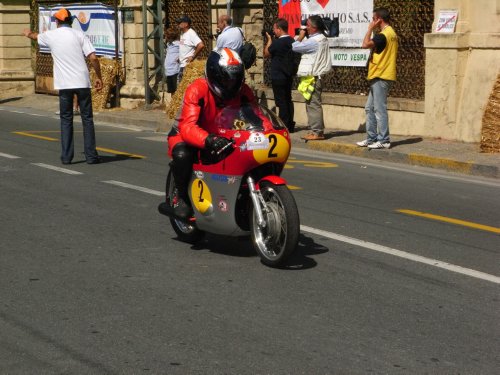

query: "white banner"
xmin=39 ymin=3 xmax=122 ymax=58
xmin=331 ymin=48 xmax=370 ymax=67
xmin=301 ymin=0 xmax=373 ymax=48
xmin=300 ymin=0 xmax=373 ymax=67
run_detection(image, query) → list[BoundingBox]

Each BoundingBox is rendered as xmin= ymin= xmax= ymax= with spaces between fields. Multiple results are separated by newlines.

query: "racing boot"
xmin=173 ymin=193 xmax=193 ymax=219
xmin=170 ymin=144 xmax=194 ymax=219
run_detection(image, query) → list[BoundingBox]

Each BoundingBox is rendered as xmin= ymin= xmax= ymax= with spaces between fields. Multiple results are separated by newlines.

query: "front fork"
xmin=247 ymin=176 xmax=267 ymax=229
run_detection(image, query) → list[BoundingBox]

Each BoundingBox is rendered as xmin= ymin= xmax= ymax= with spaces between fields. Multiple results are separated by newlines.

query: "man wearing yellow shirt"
xmin=356 ymin=7 xmax=398 ymax=149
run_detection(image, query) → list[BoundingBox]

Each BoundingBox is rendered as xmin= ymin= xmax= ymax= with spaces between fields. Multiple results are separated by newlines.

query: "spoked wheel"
xmin=165 ymin=170 xmax=204 ymax=243
xmin=250 ymin=181 xmax=300 ymax=267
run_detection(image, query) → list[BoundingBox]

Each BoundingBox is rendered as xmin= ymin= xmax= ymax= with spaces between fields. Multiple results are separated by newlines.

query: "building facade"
xmin=1 ymin=0 xmax=499 ymax=143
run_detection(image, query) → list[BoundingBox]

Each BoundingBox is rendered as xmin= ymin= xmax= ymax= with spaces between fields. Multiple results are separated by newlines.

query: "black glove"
xmin=205 ymin=134 xmax=232 ymax=153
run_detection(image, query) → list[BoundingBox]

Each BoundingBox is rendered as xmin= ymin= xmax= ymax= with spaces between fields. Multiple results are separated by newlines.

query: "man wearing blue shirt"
xmin=215 ymin=14 xmax=244 ymax=53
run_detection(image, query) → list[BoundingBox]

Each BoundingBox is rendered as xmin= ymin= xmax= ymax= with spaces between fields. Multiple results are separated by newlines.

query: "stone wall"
xmin=424 ymin=0 xmax=500 ymax=142
xmin=0 ymin=1 xmax=34 ymax=100
xmin=1 ymin=0 xmax=498 ymax=144
xmin=119 ymin=0 xmax=151 ymax=108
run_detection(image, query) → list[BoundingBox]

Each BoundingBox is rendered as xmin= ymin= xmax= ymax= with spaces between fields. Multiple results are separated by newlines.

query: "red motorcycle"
xmin=158 ymin=103 xmax=300 ymax=267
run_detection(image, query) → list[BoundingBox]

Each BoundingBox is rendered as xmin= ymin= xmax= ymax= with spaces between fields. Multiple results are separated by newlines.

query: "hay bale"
xmin=90 ymin=58 xmax=124 ymax=111
xmin=480 ymin=74 xmax=500 ymax=153
xmin=166 ymin=59 xmax=206 ymax=119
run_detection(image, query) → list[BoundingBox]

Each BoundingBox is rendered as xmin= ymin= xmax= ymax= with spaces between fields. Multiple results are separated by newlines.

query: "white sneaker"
xmin=356 ymin=139 xmax=372 ymax=147
xmin=367 ymin=141 xmax=391 ymax=149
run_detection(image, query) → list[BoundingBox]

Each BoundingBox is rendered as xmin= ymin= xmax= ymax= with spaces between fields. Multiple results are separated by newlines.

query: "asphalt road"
xmin=1 ymin=108 xmax=499 ymax=374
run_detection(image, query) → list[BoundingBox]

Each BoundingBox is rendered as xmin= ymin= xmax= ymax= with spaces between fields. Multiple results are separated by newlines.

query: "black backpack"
xmin=238 ymin=29 xmax=256 ymax=69
xmin=322 ymin=17 xmax=340 ymax=38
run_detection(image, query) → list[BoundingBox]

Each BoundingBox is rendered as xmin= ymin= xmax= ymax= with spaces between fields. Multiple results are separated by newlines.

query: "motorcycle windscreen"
xmin=214 ymin=103 xmax=287 ymax=132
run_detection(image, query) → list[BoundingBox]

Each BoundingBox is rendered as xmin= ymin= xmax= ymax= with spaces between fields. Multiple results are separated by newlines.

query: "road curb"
xmin=292 ymin=139 xmax=499 ymax=179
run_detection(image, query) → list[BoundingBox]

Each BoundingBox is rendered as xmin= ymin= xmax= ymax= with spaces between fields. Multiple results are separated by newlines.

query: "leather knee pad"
xmin=171 ymin=143 xmax=194 ymax=197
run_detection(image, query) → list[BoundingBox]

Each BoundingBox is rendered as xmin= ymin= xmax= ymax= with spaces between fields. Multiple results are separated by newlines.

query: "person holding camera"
xmin=356 ymin=7 xmax=398 ymax=150
xmin=264 ymin=18 xmax=296 ymax=133
xmin=292 ymin=15 xmax=332 ymax=141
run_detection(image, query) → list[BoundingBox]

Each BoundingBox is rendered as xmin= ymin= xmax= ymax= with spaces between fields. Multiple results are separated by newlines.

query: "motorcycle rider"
xmin=167 ymin=48 xmax=257 ymax=218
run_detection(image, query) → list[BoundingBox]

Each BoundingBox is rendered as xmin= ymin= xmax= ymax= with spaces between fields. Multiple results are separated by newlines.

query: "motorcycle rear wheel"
xmin=251 ymin=181 xmax=300 ymax=267
xmin=165 ymin=170 xmax=204 ymax=244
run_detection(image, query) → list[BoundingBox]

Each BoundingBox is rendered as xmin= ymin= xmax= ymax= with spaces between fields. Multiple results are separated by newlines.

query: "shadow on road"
xmin=189 ymin=234 xmax=256 ymax=259
xmin=97 ymin=155 xmax=143 ymax=164
xmin=282 ymin=233 xmax=329 ymax=270
xmin=178 ymin=232 xmax=328 ymax=271
xmin=391 ymin=137 xmax=423 ymax=148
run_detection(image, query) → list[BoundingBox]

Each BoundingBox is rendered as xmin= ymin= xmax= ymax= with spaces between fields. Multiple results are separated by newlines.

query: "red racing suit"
xmin=167 ymin=78 xmax=256 ymax=157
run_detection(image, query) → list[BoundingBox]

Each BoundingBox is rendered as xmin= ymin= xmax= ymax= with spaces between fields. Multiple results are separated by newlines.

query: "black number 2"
xmin=268 ymin=134 xmax=278 ymax=158
xmin=197 ymin=180 xmax=204 ymax=202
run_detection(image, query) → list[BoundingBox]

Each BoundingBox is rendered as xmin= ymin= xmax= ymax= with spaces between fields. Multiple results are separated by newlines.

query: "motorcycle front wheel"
xmin=165 ymin=170 xmax=204 ymax=244
xmin=250 ymin=181 xmax=300 ymax=267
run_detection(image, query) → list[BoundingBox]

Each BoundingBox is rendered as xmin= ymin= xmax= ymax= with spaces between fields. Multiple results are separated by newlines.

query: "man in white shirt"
xmin=23 ymin=8 xmax=103 ymax=164
xmin=215 ymin=14 xmax=243 ymax=53
xmin=177 ymin=15 xmax=205 ymax=82
xmin=292 ymin=15 xmax=332 ymax=141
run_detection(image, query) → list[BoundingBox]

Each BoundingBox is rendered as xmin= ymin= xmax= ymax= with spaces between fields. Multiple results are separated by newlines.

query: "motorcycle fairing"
xmin=189 ymin=171 xmax=248 ymax=236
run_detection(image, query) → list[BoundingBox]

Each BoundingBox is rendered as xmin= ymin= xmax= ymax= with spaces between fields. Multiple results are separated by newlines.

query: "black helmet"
xmin=205 ymin=48 xmax=245 ymax=100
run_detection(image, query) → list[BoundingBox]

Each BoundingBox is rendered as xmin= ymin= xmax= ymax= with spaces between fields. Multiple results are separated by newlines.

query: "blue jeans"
xmin=59 ymin=88 xmax=98 ymax=163
xmin=365 ymin=78 xmax=393 ymax=143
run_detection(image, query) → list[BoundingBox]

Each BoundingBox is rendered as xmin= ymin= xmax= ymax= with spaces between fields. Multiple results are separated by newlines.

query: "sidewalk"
xmin=2 ymin=94 xmax=499 ymax=179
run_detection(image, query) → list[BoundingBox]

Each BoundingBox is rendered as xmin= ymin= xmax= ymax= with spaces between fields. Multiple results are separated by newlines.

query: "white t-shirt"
xmin=179 ymin=28 xmax=202 ymax=68
xmin=37 ymin=26 xmax=95 ymax=90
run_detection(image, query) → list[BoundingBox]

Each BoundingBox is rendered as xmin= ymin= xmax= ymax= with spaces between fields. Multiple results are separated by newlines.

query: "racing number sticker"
xmin=253 ymin=133 xmax=290 ymax=164
xmin=191 ymin=178 xmax=213 ymax=214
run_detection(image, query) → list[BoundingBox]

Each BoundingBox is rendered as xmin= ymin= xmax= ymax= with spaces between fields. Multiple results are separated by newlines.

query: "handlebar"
xmin=215 ymin=138 xmax=236 ymax=155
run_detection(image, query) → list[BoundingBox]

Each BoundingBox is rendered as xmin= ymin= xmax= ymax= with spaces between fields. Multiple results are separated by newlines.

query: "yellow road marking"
xmin=13 ymin=131 xmax=145 ymax=159
xmin=287 ymin=159 xmax=338 ymax=168
xmin=12 ymin=131 xmax=58 ymax=141
xmin=96 ymin=147 xmax=145 ymax=159
xmin=18 ymin=130 xmax=136 ymax=133
xmin=287 ymin=185 xmax=302 ymax=190
xmin=397 ymin=209 xmax=500 ymax=234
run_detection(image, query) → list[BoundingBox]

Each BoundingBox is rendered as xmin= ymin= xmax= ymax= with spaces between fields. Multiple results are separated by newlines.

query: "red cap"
xmin=54 ymin=8 xmax=70 ymax=22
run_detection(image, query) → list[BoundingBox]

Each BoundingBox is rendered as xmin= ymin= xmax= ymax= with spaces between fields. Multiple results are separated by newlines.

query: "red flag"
xmin=278 ymin=0 xmax=302 ymax=36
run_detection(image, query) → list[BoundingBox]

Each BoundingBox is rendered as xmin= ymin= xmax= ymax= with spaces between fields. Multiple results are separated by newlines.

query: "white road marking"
xmin=103 ymin=177 xmax=499 ymax=284
xmin=291 ymin=149 xmax=500 ymax=188
xmin=301 ymin=225 xmax=500 ymax=285
xmin=102 ymin=180 xmax=164 ymax=196
xmin=1 ymin=109 xmax=25 ymax=114
xmin=0 ymin=152 xmax=20 ymax=159
xmin=137 ymin=135 xmax=167 ymax=142
xmin=31 ymin=163 xmax=83 ymax=175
